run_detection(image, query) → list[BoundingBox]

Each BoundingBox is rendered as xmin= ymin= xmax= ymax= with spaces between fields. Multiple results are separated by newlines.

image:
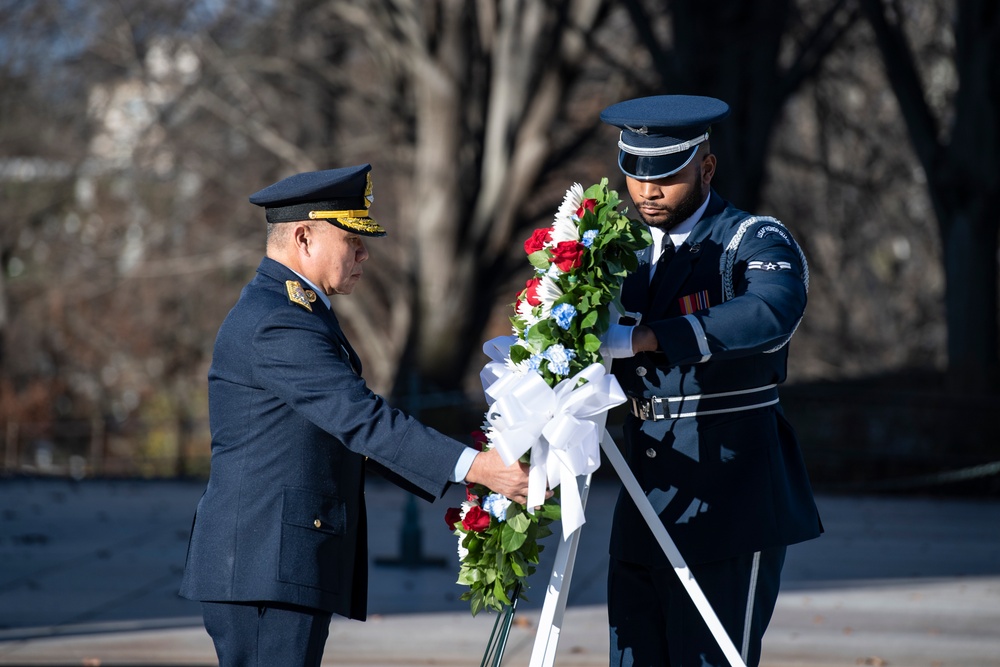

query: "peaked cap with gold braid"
xmin=248 ymin=163 xmax=386 ymax=237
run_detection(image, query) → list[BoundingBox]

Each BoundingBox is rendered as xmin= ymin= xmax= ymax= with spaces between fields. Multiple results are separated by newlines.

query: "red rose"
xmin=575 ymin=198 xmax=597 ymax=219
xmin=444 ymin=507 xmax=462 ymax=528
xmin=551 ymin=240 xmax=586 ymax=272
xmin=524 ymin=227 xmax=552 ymax=255
xmin=465 ymin=484 xmax=479 ymax=502
xmin=470 ymin=430 xmax=488 ymax=451
xmin=461 ymin=505 xmax=491 ymax=532
xmin=523 ymin=277 xmax=542 ymax=306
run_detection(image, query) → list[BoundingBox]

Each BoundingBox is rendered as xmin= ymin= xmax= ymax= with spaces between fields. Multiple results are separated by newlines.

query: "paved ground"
xmin=0 ymin=477 xmax=998 ymax=666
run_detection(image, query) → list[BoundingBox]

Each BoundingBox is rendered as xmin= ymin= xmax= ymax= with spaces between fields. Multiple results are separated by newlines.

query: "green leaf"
xmin=506 ymin=511 xmax=531 ymax=533
xmin=527 ymin=250 xmax=550 ymax=271
xmin=509 ymin=344 xmax=530 ymax=364
xmin=536 ymin=501 xmax=562 ymax=521
xmin=534 ymin=524 xmax=554 ymax=540
xmin=470 ymin=592 xmax=485 ymax=617
xmin=494 ymin=579 xmax=513 ymax=606
xmin=500 ymin=526 xmax=528 ymax=553
xmin=458 ymin=568 xmax=480 ymax=585
xmin=527 ymin=320 xmax=554 ymax=348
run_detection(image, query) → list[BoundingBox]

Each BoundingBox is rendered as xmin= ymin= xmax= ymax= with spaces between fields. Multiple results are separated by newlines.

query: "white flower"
xmin=516 ymin=298 xmax=543 ymax=328
xmin=551 ymin=183 xmax=584 ymax=244
xmin=503 ymin=355 xmax=532 ymax=376
xmin=536 ymin=273 xmax=563 ymax=313
xmin=457 ymin=534 xmax=469 ymax=560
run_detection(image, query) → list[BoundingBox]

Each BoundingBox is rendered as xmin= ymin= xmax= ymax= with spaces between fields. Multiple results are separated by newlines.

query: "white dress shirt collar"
xmin=649 ymin=193 xmax=711 ymax=263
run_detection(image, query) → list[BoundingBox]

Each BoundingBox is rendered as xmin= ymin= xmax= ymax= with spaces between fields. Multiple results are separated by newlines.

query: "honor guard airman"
xmin=597 ymin=96 xmax=823 ymax=667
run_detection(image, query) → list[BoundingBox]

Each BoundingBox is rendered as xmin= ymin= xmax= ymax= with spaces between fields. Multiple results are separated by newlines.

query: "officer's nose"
xmin=357 ymin=240 xmax=369 ymax=262
xmin=634 ymin=180 xmax=662 ymax=200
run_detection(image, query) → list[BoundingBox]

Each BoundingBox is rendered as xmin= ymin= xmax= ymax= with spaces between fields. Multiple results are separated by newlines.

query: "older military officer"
xmin=179 ymin=164 xmax=531 ymax=666
xmin=598 ymin=96 xmax=823 ymax=666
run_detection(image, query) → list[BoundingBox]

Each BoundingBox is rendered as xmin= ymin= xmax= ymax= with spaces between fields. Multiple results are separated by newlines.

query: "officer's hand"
xmin=599 ymin=323 xmax=635 ymax=359
xmin=465 ymin=449 xmax=535 ymax=505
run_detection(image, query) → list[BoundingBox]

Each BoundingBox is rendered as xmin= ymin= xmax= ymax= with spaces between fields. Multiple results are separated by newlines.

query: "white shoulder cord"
xmin=721 ymin=216 xmax=809 ymax=353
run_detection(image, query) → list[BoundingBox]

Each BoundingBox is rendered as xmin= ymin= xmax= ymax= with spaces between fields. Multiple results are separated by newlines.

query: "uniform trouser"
xmin=608 ymin=545 xmax=786 ymax=667
xmin=202 ymin=600 xmax=333 ymax=667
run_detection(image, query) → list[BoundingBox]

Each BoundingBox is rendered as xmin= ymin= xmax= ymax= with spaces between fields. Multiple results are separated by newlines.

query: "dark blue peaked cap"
xmin=600 ymin=95 xmax=730 ymax=180
xmin=249 ymin=163 xmax=386 ymax=237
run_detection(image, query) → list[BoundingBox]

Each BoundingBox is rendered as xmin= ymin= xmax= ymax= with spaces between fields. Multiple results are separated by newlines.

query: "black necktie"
xmin=648 ymin=238 xmax=675 ymax=307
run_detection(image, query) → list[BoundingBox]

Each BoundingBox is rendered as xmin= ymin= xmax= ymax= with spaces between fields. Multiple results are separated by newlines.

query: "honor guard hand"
xmin=599 ymin=323 xmax=636 ymax=359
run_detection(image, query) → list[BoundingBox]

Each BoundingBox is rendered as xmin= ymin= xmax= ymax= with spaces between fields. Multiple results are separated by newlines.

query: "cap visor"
xmin=619 ymin=147 xmax=699 ymax=180
xmin=329 ymin=217 xmax=387 ymax=237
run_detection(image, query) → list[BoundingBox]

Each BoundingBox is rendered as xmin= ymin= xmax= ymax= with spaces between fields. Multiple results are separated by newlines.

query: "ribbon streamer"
xmin=479 ymin=336 xmax=626 ymax=538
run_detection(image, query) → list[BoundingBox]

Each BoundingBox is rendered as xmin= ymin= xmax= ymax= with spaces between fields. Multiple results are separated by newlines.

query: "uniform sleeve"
xmin=251 ymin=307 xmax=467 ymax=497
xmin=648 ymin=221 xmax=808 ymax=366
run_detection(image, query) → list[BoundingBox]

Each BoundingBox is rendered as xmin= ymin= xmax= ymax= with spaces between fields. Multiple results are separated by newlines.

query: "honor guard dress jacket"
xmin=179 ymin=257 xmax=466 ymax=620
xmin=611 ymin=190 xmax=822 ymax=567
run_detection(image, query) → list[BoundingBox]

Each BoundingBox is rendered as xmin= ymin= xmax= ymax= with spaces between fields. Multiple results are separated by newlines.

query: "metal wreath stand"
xmin=481 ymin=408 xmax=748 ymax=667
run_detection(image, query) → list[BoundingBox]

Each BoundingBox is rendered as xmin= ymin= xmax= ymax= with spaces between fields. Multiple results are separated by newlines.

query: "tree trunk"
xmin=942 ymin=206 xmax=1000 ymax=394
xmin=401 ymin=0 xmax=608 ymax=390
xmin=410 ymin=8 xmax=470 ymax=386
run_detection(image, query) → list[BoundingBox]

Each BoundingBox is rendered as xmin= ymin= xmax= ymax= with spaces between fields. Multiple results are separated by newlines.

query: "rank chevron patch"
xmin=747 ymin=260 xmax=792 ymax=271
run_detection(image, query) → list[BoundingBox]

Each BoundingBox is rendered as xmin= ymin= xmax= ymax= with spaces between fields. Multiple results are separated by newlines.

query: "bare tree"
xmin=316 ymin=0 xmax=625 ymax=393
xmin=859 ymin=0 xmax=1000 ymax=394
xmin=3 ymin=0 xmax=984 ymax=476
xmin=767 ymin=20 xmax=948 ymax=381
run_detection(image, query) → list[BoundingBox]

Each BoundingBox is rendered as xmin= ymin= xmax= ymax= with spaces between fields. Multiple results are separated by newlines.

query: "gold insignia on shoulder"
xmin=285 ymin=280 xmax=313 ymax=312
xmin=304 ymin=289 xmax=317 ymax=303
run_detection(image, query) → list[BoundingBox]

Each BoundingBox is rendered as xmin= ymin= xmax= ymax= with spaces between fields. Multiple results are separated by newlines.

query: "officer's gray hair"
xmin=266 ymin=222 xmax=279 ymax=247
xmin=265 ymin=221 xmax=301 ymax=250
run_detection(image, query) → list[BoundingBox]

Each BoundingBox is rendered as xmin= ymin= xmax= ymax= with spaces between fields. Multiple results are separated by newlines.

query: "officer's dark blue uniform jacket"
xmin=179 ymin=258 xmax=466 ymax=620
xmin=611 ymin=190 xmax=822 ymax=567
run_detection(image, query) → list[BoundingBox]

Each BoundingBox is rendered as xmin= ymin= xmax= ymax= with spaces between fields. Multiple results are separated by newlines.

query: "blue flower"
xmin=482 ymin=493 xmax=512 ymax=522
xmin=551 ymin=303 xmax=577 ymax=330
xmin=582 ymin=229 xmax=598 ymax=248
xmin=526 ymin=354 xmax=543 ymax=372
xmin=543 ymin=344 xmax=576 ymax=376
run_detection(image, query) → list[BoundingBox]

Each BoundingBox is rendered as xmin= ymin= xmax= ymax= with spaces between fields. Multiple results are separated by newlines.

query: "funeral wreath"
xmin=445 ymin=179 xmax=651 ymax=615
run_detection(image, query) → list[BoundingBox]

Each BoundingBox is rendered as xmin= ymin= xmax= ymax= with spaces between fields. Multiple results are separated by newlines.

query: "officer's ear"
xmin=701 ymin=153 xmax=717 ymax=187
xmin=290 ymin=221 xmax=316 ymax=256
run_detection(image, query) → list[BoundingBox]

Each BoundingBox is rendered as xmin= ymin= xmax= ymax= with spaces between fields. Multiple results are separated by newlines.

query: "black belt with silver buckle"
xmin=628 ymin=384 xmax=780 ymax=421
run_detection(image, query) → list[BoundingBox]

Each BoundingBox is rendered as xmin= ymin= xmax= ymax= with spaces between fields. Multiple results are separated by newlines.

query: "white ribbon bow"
xmin=479 ymin=336 xmax=626 ymax=539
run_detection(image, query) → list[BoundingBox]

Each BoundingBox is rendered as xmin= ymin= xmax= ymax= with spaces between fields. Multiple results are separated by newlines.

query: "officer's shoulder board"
xmin=285 ymin=280 xmax=318 ymax=312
